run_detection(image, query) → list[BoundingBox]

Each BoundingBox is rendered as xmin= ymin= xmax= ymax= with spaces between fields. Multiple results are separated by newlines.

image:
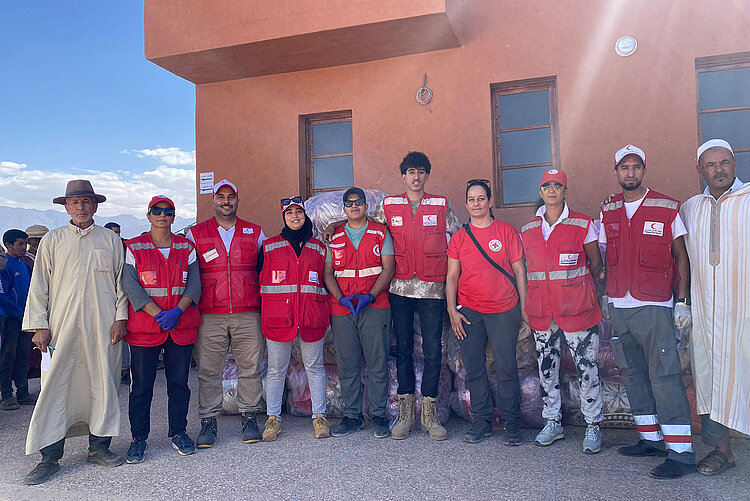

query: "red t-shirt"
xmin=447 ymin=220 xmax=524 ymax=314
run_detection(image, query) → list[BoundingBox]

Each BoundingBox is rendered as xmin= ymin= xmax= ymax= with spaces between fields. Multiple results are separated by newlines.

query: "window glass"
xmin=312 ymin=122 xmax=353 ymax=156
xmin=500 ymin=128 xmax=552 ymax=167
xmin=701 ymin=109 xmax=750 ymax=149
xmin=735 ymin=152 xmax=750 ymax=182
xmin=313 ymin=156 xmax=354 ymax=190
xmin=699 ymin=67 xmax=750 ymax=110
xmin=502 ymin=166 xmax=550 ymax=205
xmin=499 ymin=90 xmax=550 ymax=129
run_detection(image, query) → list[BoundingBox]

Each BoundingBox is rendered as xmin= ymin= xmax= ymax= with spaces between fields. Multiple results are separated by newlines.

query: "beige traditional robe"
xmin=680 ymin=182 xmax=750 ymax=435
xmin=23 ymin=222 xmax=128 ymax=454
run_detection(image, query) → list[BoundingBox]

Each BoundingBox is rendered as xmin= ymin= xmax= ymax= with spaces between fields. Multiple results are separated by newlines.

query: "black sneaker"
xmin=650 ymin=458 xmax=697 ymax=479
xmin=126 ymin=439 xmax=148 ymax=464
xmin=372 ymin=416 xmax=390 ymax=439
xmin=0 ymin=397 xmax=20 ymax=411
xmin=504 ymin=421 xmax=522 ymax=446
xmin=197 ymin=417 xmax=218 ymax=448
xmin=172 ymin=432 xmax=196 ymax=456
xmin=241 ymin=413 xmax=261 ymax=444
xmin=331 ymin=416 xmax=364 ymax=437
xmin=618 ymin=439 xmax=668 ymax=457
xmin=464 ymin=418 xmax=493 ymax=443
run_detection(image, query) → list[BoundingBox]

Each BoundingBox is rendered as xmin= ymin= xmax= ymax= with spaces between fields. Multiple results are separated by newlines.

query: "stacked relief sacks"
xmin=221 ymin=349 xmax=268 ymax=415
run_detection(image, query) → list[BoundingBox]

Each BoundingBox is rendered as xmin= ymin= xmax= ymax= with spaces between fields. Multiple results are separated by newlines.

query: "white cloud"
xmin=0 ymin=160 xmax=28 ymax=175
xmin=127 ymin=147 xmax=196 ymax=166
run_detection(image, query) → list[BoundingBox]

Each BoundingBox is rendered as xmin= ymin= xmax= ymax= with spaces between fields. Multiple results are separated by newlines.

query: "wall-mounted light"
xmin=615 ymin=36 xmax=637 ymax=56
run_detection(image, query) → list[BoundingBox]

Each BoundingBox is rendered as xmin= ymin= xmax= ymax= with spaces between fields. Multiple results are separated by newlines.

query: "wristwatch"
xmin=368 ymin=293 xmax=376 ymax=303
xmin=675 ymin=297 xmax=691 ymax=306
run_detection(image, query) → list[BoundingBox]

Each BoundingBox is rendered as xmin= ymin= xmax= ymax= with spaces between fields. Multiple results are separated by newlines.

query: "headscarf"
xmin=281 ymin=211 xmax=313 ymax=257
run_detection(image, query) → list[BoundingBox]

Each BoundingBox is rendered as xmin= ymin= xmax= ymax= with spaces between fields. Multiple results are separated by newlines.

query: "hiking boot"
xmin=172 ymin=432 xmax=196 ymax=456
xmin=87 ymin=449 xmax=125 ymax=467
xmin=583 ymin=424 xmax=602 ymax=454
xmin=197 ymin=417 xmax=218 ymax=448
xmin=650 ymin=458 xmax=697 ymax=479
xmin=618 ymin=439 xmax=668 ymax=457
xmin=262 ymin=416 xmax=282 ymax=442
xmin=372 ymin=416 xmax=390 ymax=438
xmin=331 ymin=416 xmax=363 ymax=437
xmin=313 ymin=414 xmax=330 ymax=439
xmin=0 ymin=397 xmax=20 ymax=411
xmin=421 ymin=396 xmax=448 ymax=441
xmin=535 ymin=420 xmax=564 ymax=446
xmin=24 ymin=461 xmax=60 ymax=485
xmin=241 ymin=412 xmax=261 ymax=444
xmin=504 ymin=420 xmax=522 ymax=446
xmin=17 ymin=394 xmax=37 ymax=405
xmin=464 ymin=418 xmax=493 ymax=443
xmin=126 ymin=438 xmax=148 ymax=463
xmin=390 ymin=394 xmax=416 ymax=440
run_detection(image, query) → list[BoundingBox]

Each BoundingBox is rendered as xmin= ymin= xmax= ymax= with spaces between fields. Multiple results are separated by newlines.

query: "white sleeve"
xmin=185 ymin=228 xmax=195 ymax=244
xmin=257 ymin=229 xmax=266 ymax=246
xmin=672 ymin=213 xmax=687 ymax=240
xmin=597 ymin=211 xmax=607 ymax=244
xmin=125 ymin=248 xmax=136 ymax=268
xmin=584 ymin=220 xmax=599 ymax=244
xmin=187 ymin=249 xmax=197 ymax=265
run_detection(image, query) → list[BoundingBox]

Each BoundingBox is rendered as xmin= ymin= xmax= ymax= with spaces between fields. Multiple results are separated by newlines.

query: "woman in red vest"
xmin=121 ymin=196 xmax=202 ymax=463
xmin=520 ymin=168 xmax=604 ymax=453
xmin=260 ymin=196 xmax=330 ymax=441
xmin=446 ymin=180 xmax=527 ymax=445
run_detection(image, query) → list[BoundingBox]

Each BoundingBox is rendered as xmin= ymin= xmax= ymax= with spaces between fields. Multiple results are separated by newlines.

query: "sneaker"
xmin=464 ymin=418 xmax=493 ymax=443
xmin=24 ymin=461 xmax=60 ymax=485
xmin=504 ymin=420 xmax=522 ymax=446
xmin=583 ymin=425 xmax=602 ymax=454
xmin=313 ymin=414 xmax=330 ymax=439
xmin=126 ymin=439 xmax=148 ymax=464
xmin=372 ymin=416 xmax=390 ymax=439
xmin=331 ymin=416 xmax=363 ymax=437
xmin=197 ymin=417 xmax=218 ymax=448
xmin=17 ymin=394 xmax=37 ymax=405
xmin=0 ymin=397 xmax=20 ymax=411
xmin=262 ymin=416 xmax=282 ymax=442
xmin=618 ymin=439 xmax=668 ymax=457
xmin=172 ymin=432 xmax=196 ymax=456
xmin=87 ymin=449 xmax=125 ymax=467
xmin=650 ymin=458 xmax=697 ymax=479
xmin=241 ymin=412 xmax=261 ymax=444
xmin=535 ymin=420 xmax=564 ymax=446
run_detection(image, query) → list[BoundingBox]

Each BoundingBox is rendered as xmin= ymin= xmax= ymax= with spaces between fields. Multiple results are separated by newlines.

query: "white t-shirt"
xmin=598 ymin=189 xmax=687 ymax=309
xmin=537 ymin=203 xmax=598 ymax=243
xmin=186 ymin=225 xmax=266 ymax=253
xmin=125 ymin=245 xmax=197 ymax=268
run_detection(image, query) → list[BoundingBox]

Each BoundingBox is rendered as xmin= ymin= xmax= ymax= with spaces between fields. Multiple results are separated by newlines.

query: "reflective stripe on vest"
xmin=334 ymin=269 xmax=356 ymax=278
xmin=264 ymin=240 xmax=289 ymax=252
xmin=527 ymin=271 xmax=546 ymax=281
xmin=548 ymin=265 xmax=590 ymax=280
xmin=366 ymin=229 xmax=384 ymax=238
xmin=359 ymin=266 xmax=383 ymax=277
xmin=383 ymin=196 xmax=408 ymax=205
xmin=172 ymin=242 xmax=192 ymax=250
xmin=421 ymin=197 xmax=446 ymax=206
xmin=521 ymin=220 xmax=541 ymax=233
xmin=130 ymin=242 xmax=155 ymax=251
xmin=260 ymin=284 xmax=298 ymax=294
xmin=602 ymin=200 xmax=623 ymax=212
xmin=561 ymin=218 xmax=589 ymax=228
xmin=172 ymin=286 xmax=186 ymax=296
xmin=642 ymin=198 xmax=679 ymax=210
xmin=145 ymin=287 xmax=169 ymax=297
xmin=304 ymin=241 xmax=326 ymax=256
xmin=300 ymin=285 xmax=328 ymax=295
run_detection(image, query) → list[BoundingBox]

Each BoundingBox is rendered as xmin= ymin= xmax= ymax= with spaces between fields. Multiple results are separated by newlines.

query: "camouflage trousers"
xmin=534 ymin=319 xmax=603 ymax=424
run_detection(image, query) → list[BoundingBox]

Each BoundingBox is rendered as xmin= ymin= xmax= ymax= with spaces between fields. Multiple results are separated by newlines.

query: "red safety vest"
xmin=601 ymin=190 xmax=679 ymax=302
xmin=259 ymin=235 xmax=330 ymax=342
xmin=383 ymin=192 xmax=448 ymax=282
xmin=124 ymin=233 xmax=202 ymax=347
xmin=190 ymin=217 xmax=262 ymax=314
xmin=521 ymin=210 xmax=601 ymax=332
xmin=329 ymin=223 xmax=390 ymax=316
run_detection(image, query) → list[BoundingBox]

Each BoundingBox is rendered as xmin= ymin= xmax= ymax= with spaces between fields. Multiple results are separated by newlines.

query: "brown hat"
xmin=52 ymin=179 xmax=106 ymax=205
xmin=25 ymin=225 xmax=49 ymax=239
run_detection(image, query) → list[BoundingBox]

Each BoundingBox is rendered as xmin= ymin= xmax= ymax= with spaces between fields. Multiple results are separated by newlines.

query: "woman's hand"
xmin=449 ymin=308 xmax=470 ymax=340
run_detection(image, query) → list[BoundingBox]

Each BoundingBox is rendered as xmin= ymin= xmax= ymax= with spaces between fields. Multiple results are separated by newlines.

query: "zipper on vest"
xmin=227 ymin=254 xmax=233 ymax=313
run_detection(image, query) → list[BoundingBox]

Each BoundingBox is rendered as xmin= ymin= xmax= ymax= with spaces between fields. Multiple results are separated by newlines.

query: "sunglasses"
xmin=281 ymin=195 xmax=303 ymax=207
xmin=343 ymin=198 xmax=366 ymax=208
xmin=540 ymin=183 xmax=566 ymax=192
xmin=150 ymin=207 xmax=176 ymax=217
xmin=466 ymin=178 xmax=490 ymax=186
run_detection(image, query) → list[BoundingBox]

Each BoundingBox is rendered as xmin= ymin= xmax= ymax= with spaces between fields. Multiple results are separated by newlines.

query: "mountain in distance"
xmin=0 ymin=206 xmax=195 ymax=240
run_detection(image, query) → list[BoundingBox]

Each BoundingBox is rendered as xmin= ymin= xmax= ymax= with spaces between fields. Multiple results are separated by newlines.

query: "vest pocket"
xmin=558 ymin=280 xmax=595 ymax=316
xmin=303 ymin=295 xmax=329 ymax=330
xmin=263 ymin=298 xmax=295 ymax=328
xmin=525 ymin=284 xmax=545 ymax=317
xmin=200 ymin=278 xmax=217 ymax=307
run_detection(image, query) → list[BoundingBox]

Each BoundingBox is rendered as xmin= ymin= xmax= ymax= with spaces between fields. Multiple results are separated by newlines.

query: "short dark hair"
xmin=399 ymin=151 xmax=431 ymax=175
xmin=3 ymin=229 xmax=28 ymax=246
xmin=104 ymin=222 xmax=120 ymax=230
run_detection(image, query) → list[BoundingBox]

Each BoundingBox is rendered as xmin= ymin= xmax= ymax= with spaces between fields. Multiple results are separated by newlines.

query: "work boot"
xmin=313 ymin=414 xmax=330 ymax=439
xmin=535 ymin=420 xmax=564 ymax=446
xmin=420 ymin=396 xmax=448 ymax=441
xmin=197 ymin=417 xmax=218 ymax=448
xmin=262 ymin=416 xmax=282 ymax=442
xmin=618 ymin=439 xmax=668 ymax=457
xmin=241 ymin=412 xmax=261 ymax=444
xmin=24 ymin=461 xmax=60 ymax=485
xmin=390 ymin=394 xmax=416 ymax=440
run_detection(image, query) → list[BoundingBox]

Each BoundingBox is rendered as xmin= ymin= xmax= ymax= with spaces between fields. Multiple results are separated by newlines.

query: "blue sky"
xmin=0 ymin=1 xmax=197 ymax=218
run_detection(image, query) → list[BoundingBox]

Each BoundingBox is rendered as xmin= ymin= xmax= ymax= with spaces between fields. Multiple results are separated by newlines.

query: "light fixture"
xmin=615 ymin=36 xmax=637 ymax=56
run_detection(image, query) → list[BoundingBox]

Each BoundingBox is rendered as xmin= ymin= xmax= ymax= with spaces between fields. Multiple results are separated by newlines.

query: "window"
xmin=300 ymin=111 xmax=353 ymax=196
xmin=696 ymin=52 xmax=750 ymax=181
xmin=491 ymin=77 xmax=560 ymax=206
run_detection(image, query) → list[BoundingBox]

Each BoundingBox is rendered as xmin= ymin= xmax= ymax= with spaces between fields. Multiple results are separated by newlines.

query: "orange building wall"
xmin=173 ymin=0 xmax=750 ymax=235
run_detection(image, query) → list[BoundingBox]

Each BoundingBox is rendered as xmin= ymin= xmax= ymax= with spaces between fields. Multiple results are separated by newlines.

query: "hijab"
xmin=281 ymin=210 xmax=313 ymax=257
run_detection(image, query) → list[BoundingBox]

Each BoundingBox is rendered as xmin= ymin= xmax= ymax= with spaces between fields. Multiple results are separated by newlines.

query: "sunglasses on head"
xmin=281 ymin=195 xmax=303 ymax=207
xmin=343 ymin=198 xmax=366 ymax=208
xmin=466 ymin=178 xmax=490 ymax=187
xmin=150 ymin=207 xmax=176 ymax=217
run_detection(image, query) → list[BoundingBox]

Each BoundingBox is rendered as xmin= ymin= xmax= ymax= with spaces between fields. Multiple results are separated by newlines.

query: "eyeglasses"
xmin=466 ymin=178 xmax=490 ymax=186
xmin=343 ymin=198 xmax=366 ymax=208
xmin=540 ymin=183 xmax=565 ymax=192
xmin=150 ymin=207 xmax=176 ymax=216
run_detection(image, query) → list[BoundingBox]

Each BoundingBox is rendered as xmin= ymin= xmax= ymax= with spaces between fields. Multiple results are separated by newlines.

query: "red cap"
xmin=148 ymin=195 xmax=175 ymax=210
xmin=540 ymin=168 xmax=567 ymax=188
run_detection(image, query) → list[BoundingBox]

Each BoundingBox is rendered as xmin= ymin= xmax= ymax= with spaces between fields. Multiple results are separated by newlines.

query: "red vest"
xmin=190 ymin=217 xmax=262 ymax=314
xmin=259 ymin=235 xmax=330 ymax=342
xmin=601 ymin=190 xmax=679 ymax=302
xmin=124 ymin=233 xmax=202 ymax=347
xmin=329 ymin=222 xmax=390 ymax=316
xmin=521 ymin=210 xmax=601 ymax=332
xmin=383 ymin=192 xmax=448 ymax=282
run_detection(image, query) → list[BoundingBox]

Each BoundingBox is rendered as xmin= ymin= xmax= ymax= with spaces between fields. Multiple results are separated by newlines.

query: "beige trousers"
xmin=196 ymin=311 xmax=265 ymax=417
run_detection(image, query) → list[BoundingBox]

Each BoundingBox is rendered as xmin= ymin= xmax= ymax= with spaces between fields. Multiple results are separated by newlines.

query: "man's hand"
xmin=322 ymin=223 xmax=338 ymax=243
xmin=449 ymin=308 xmax=471 ymax=340
xmin=110 ymin=320 xmax=126 ymax=345
xmin=602 ymin=193 xmax=617 ymax=205
xmin=674 ymin=302 xmax=692 ymax=330
xmin=33 ymin=329 xmax=52 ymax=352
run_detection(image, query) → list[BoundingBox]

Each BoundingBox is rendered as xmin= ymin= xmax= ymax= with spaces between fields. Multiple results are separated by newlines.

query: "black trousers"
xmin=0 ymin=317 xmax=31 ymax=400
xmin=128 ymin=335 xmax=193 ymax=440
xmin=40 ymin=434 xmax=112 ymax=462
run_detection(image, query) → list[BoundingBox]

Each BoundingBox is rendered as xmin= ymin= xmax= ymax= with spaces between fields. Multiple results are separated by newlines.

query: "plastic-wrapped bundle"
xmin=560 ymin=319 xmax=620 ymax=379
xmin=285 ymin=361 xmax=346 ymax=419
xmin=449 ymin=368 xmax=504 ymax=428
xmin=518 ymin=369 xmax=545 ymax=429
xmin=291 ymin=328 xmax=338 ymax=365
xmin=683 ymin=375 xmax=702 ymax=434
xmin=221 ymin=379 xmax=239 ymax=415
xmin=561 ymin=375 xmax=634 ymax=428
xmin=304 ymin=188 xmax=387 ymax=239
xmin=446 ymin=323 xmax=537 ymax=374
xmin=221 ymin=352 xmax=269 ymax=415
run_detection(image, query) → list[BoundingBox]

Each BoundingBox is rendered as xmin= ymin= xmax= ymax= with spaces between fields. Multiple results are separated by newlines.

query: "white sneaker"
xmin=535 ymin=420 xmax=564 ymax=446
xmin=583 ymin=424 xmax=602 ymax=454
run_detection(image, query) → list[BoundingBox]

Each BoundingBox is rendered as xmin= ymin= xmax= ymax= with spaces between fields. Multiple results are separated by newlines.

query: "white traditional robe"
xmin=23 ymin=222 xmax=128 ymax=454
xmin=680 ymin=182 xmax=750 ymax=435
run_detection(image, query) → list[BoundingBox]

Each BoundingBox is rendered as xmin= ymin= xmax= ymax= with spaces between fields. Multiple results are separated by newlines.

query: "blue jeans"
xmin=265 ymin=336 xmax=326 ymax=419
xmin=0 ymin=317 xmax=31 ymax=401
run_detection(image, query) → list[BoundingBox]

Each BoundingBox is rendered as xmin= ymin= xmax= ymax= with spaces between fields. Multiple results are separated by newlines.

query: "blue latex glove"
xmin=156 ymin=306 xmax=183 ymax=331
xmin=353 ymin=294 xmax=375 ymax=317
xmin=338 ymin=296 xmax=357 ymax=317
